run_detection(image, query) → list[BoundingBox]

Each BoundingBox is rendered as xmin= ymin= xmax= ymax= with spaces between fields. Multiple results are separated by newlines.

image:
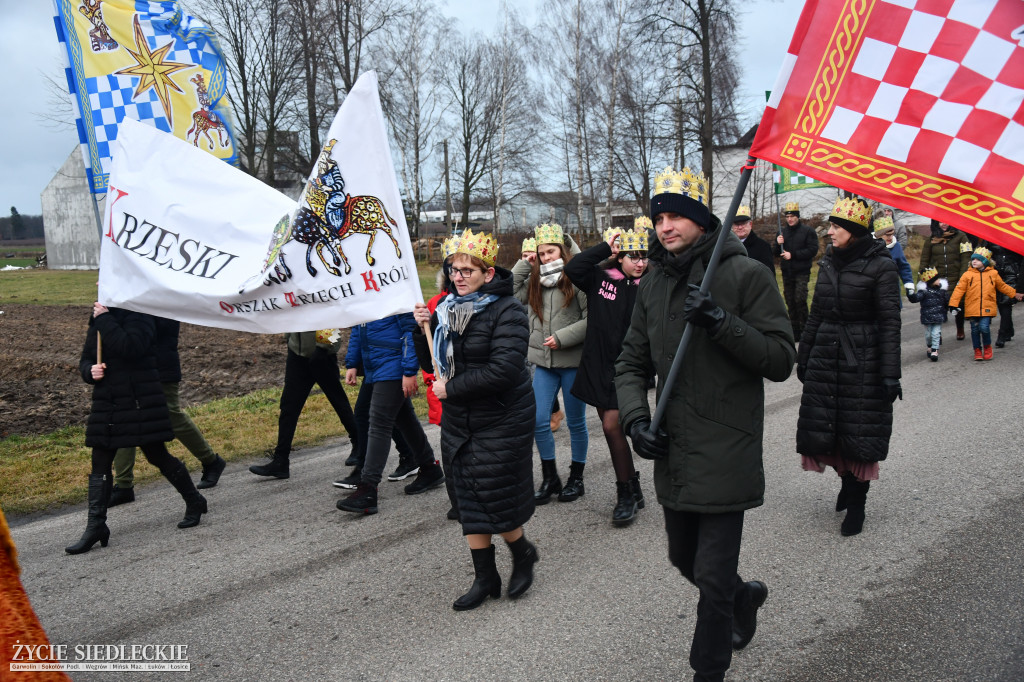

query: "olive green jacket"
xmin=285 ymin=331 xmax=342 ymax=358
xmin=615 ymin=218 xmax=796 ymax=513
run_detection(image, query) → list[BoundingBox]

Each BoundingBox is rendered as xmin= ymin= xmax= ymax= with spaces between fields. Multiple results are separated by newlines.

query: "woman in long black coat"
xmin=66 ymin=303 xmax=209 ymax=555
xmin=796 ymin=198 xmax=902 ymax=537
xmin=564 ymin=223 xmax=647 ymax=526
xmin=414 ymin=231 xmax=536 ymax=611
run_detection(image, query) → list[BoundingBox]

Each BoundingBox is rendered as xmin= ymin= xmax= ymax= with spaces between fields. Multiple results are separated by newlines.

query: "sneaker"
xmin=387 ymin=460 xmax=420 ymax=481
xmin=249 ymin=454 xmax=289 ymax=479
xmin=404 ymin=462 xmax=445 ymax=495
xmin=344 ymin=451 xmax=359 ymax=467
xmin=974 ymin=347 xmax=984 ymax=361
xmin=336 ymin=483 xmax=378 ymax=515
xmin=983 ymin=345 xmax=993 ymax=360
xmin=332 ymin=467 xmax=362 ymax=489
xmin=930 ymin=350 xmax=938 ymax=362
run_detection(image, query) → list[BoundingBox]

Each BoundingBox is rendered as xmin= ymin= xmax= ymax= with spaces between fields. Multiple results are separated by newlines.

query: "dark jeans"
xmin=998 ymin=301 xmax=1014 ymax=341
xmin=664 ymin=507 xmax=747 ymax=680
xmin=352 ymin=379 xmax=413 ymax=467
xmin=359 ymin=379 xmax=435 ymax=487
xmin=782 ymin=271 xmax=810 ymax=338
xmin=276 ymin=349 xmax=357 ymax=458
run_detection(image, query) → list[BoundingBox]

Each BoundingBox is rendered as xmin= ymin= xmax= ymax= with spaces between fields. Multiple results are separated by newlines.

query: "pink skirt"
xmin=801 ymin=453 xmax=879 ymax=481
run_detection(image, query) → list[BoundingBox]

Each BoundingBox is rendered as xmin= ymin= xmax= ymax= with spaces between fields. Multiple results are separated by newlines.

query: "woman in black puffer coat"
xmin=796 ymin=198 xmax=902 ymax=538
xmin=66 ymin=303 xmax=209 ymax=555
xmin=414 ymin=232 xmax=536 ymax=612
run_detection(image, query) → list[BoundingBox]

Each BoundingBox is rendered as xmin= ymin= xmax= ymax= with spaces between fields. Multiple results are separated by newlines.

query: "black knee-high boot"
xmin=841 ymin=479 xmax=870 ymax=536
xmin=835 ymin=473 xmax=856 ymax=512
xmin=453 ymin=545 xmax=501 ymax=611
xmin=164 ymin=461 xmax=208 ymax=529
xmin=66 ymin=474 xmax=112 ymax=554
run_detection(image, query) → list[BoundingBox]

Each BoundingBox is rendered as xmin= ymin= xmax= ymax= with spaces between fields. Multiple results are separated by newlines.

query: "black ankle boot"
xmin=558 ymin=461 xmax=585 ymax=502
xmin=630 ymin=471 xmax=645 ymax=509
xmin=196 ymin=454 xmax=226 ymax=489
xmin=534 ymin=459 xmax=562 ymax=505
xmin=732 ymin=580 xmax=769 ymax=650
xmin=612 ymin=480 xmax=637 ymax=526
xmin=249 ymin=452 xmax=289 ymax=479
xmin=506 ymin=535 xmax=538 ymax=599
xmin=108 ymin=484 xmax=135 ymax=507
xmin=165 ymin=461 xmax=208 ymax=529
xmin=835 ymin=473 xmax=856 ymax=512
xmin=66 ymin=474 xmax=112 ymax=555
xmin=453 ymin=545 xmax=501 ymax=611
xmin=841 ymin=480 xmax=870 ymax=536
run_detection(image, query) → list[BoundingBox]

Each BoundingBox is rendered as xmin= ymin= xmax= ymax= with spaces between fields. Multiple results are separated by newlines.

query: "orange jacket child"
xmin=948 ymin=256 xmax=1017 ymax=317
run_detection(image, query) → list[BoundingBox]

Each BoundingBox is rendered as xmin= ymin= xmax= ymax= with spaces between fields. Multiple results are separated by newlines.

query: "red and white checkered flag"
xmin=750 ymin=0 xmax=1024 ymax=251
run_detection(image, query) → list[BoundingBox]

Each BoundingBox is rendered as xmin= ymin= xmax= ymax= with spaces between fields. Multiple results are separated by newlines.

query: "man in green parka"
xmin=615 ymin=166 xmax=796 ymax=682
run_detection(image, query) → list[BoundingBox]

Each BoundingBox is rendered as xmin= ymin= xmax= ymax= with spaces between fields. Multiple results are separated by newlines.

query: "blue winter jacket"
xmin=345 ymin=313 xmax=419 ymax=383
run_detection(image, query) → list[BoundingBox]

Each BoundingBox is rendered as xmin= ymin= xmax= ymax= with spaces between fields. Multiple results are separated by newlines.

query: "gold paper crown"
xmin=634 ymin=216 xmax=653 ymax=231
xmin=316 ymin=328 xmax=341 ymax=345
xmin=736 ymin=206 xmax=751 ymax=220
xmin=784 ymin=201 xmax=800 ymax=213
xmin=603 ymin=227 xmax=622 ymax=244
xmin=874 ymin=215 xmax=894 ymax=232
xmin=441 ymin=235 xmax=460 ymax=259
xmin=973 ymin=247 xmax=993 ymax=262
xmin=535 ymin=222 xmax=564 ymax=245
xmin=653 ymin=166 xmax=708 ymax=206
xmin=920 ymin=266 xmax=938 ymax=282
xmin=618 ymin=229 xmax=649 ymax=252
xmin=454 ymin=228 xmax=498 ymax=267
xmin=521 ymin=237 xmax=537 ymax=253
xmin=829 ymin=197 xmax=870 ymax=229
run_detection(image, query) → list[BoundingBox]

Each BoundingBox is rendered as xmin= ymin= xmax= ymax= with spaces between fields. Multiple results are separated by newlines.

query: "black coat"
xmin=797 ymin=237 xmax=901 ymax=463
xmin=773 ymin=222 xmax=819 ymax=276
xmin=914 ymin=280 xmax=949 ymax=326
xmin=415 ymin=269 xmax=535 ymax=535
xmin=153 ymin=317 xmax=182 ymax=383
xmin=741 ymin=231 xmax=776 ymax=276
xmin=990 ymin=244 xmax=1022 ymax=305
xmin=79 ymin=308 xmax=174 ymax=449
xmin=563 ymin=242 xmax=642 ymax=408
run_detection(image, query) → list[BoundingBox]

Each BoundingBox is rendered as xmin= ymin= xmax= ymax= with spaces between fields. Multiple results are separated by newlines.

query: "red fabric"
xmin=422 ymin=292 xmax=446 ymax=425
xmin=750 ymin=0 xmax=1024 ymax=252
xmin=801 ymin=454 xmax=879 ymax=482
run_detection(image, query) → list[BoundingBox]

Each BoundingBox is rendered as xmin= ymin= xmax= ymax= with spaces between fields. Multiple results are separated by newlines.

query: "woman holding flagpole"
xmin=67 ymin=303 xmax=209 ymax=554
xmin=413 ymin=229 xmax=537 ymax=611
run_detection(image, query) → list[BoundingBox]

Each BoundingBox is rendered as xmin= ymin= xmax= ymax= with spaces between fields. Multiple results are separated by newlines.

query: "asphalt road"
xmin=10 ymin=304 xmax=1024 ymax=681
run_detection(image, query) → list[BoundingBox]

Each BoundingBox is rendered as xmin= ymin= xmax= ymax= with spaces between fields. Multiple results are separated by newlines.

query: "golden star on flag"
xmin=114 ymin=14 xmax=191 ymax=122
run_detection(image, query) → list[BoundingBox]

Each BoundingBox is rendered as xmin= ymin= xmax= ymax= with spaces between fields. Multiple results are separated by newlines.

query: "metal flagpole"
xmin=649 ymin=156 xmax=757 ymax=434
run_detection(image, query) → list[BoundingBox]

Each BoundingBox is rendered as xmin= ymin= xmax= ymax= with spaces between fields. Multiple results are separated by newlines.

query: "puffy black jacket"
xmin=797 ymin=237 xmax=901 ymax=463
xmin=990 ymin=244 xmax=1022 ymax=305
xmin=772 ymin=222 xmax=819 ymax=276
xmin=415 ymin=268 xmax=535 ymax=535
xmin=79 ymin=308 xmax=174 ymax=449
xmin=153 ymin=317 xmax=182 ymax=383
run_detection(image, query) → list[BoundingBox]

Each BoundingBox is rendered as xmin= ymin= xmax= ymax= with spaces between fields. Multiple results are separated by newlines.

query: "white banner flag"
xmin=99 ymin=71 xmax=423 ymax=333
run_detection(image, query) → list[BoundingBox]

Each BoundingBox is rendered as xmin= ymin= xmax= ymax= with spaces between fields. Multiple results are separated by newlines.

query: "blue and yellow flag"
xmin=53 ymin=0 xmax=238 ymax=194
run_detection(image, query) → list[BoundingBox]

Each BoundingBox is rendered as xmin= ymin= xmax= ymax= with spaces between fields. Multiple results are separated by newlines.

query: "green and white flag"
xmin=773 ymin=165 xmax=830 ymax=193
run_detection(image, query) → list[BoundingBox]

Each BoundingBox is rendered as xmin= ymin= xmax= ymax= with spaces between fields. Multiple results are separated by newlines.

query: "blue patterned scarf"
xmin=433 ymin=291 xmax=499 ymax=380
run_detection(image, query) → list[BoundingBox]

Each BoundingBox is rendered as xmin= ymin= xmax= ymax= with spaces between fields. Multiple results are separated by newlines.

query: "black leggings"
xmin=92 ymin=443 xmax=180 ymax=478
xmin=276 ymin=349 xmax=358 ymax=457
xmin=597 ymin=407 xmax=635 ymax=482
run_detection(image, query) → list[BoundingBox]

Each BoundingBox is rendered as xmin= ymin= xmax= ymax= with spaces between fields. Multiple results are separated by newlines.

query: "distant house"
xmin=497 ymin=191 xmax=599 ymax=234
xmin=41 ymin=147 xmax=101 ymax=270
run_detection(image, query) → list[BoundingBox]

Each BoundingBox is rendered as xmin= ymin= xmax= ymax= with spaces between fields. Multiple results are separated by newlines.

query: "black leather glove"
xmin=883 ymin=378 xmax=902 ymax=403
xmin=906 ymin=292 xmax=918 ymax=303
xmin=629 ymin=419 xmax=669 ymax=460
xmin=796 ymin=365 xmax=806 ymax=383
xmin=683 ymin=284 xmax=726 ymax=334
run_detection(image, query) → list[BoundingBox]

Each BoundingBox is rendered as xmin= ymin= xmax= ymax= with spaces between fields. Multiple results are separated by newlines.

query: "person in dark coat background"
xmin=772 ymin=201 xmax=819 ymax=339
xmin=986 ymin=242 xmax=1022 ymax=347
xmin=66 ymin=303 xmax=209 ymax=555
xmin=414 ymin=228 xmax=537 ymax=612
xmin=796 ymin=197 xmax=902 ymax=538
xmin=564 ymin=218 xmax=648 ymax=526
xmin=731 ymin=206 xmax=775 ymax=276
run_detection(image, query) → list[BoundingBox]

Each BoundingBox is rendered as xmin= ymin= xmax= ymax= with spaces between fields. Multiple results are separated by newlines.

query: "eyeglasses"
xmin=623 ymin=253 xmax=648 ymax=262
xmin=450 ymin=267 xmax=480 ymax=279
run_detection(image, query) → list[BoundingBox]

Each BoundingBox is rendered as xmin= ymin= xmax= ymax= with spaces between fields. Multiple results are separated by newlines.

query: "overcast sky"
xmin=0 ymin=0 xmax=801 ymax=217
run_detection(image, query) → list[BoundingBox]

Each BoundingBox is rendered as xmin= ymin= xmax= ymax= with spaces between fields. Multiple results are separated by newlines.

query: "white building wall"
xmin=41 ymin=147 xmax=101 ymax=270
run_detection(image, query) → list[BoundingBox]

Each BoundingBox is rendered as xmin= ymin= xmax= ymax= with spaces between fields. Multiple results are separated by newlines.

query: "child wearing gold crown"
xmin=512 ymin=223 xmax=590 ymax=504
xmin=564 ymin=219 xmax=650 ymax=526
xmin=911 ymin=267 xmax=949 ymax=361
xmin=947 ymin=247 xmax=1023 ymax=360
xmin=412 ymin=228 xmax=539 ymax=611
